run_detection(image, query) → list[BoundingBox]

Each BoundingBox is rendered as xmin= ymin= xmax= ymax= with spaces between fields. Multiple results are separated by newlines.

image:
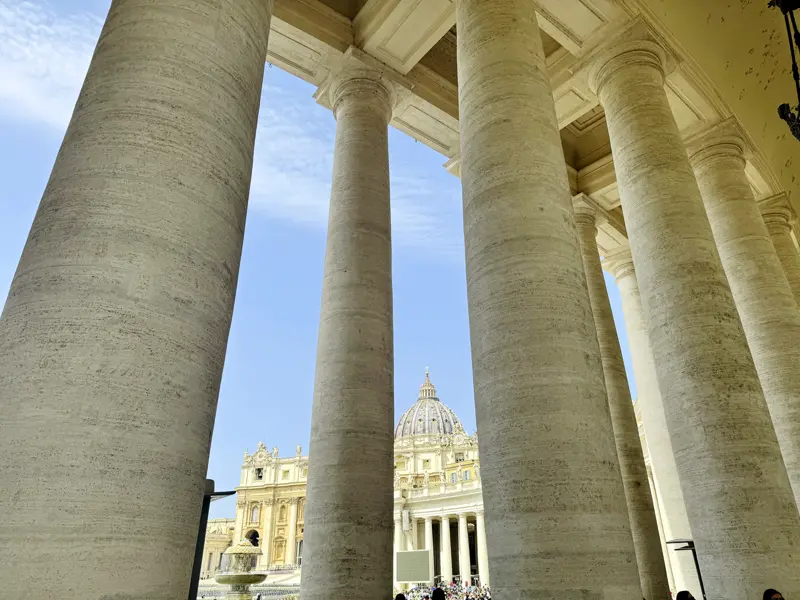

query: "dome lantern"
xmin=395 ymin=370 xmax=463 ymax=438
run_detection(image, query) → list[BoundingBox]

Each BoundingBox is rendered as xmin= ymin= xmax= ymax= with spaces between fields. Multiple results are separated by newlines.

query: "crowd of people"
xmin=396 ymin=580 xmax=491 ymax=600
xmin=395 ymin=585 xmax=784 ymax=600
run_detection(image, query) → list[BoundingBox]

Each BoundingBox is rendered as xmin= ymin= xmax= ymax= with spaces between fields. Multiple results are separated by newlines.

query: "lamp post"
xmin=188 ymin=479 xmax=236 ymax=600
xmin=666 ymin=539 xmax=706 ymax=600
xmin=769 ymin=0 xmax=800 ymax=140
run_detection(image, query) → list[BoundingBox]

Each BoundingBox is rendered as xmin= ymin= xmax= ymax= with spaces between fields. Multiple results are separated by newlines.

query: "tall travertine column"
xmin=0 ymin=1 xmax=271 ymax=597
xmin=457 ymin=513 xmax=471 ymax=584
xmin=285 ymin=499 xmax=299 ymax=564
xmin=440 ymin=516 xmax=453 ymax=583
xmin=456 ymin=0 xmax=641 ymax=596
xmin=605 ymin=250 xmax=701 ymax=598
xmin=424 ymin=517 xmax=435 ymax=584
xmin=475 ymin=510 xmax=490 ymax=587
xmin=759 ymin=192 xmax=800 ymax=304
xmin=688 ymin=119 xmax=800 ymax=505
xmin=302 ymin=65 xmax=394 ymax=600
xmin=590 ymin=27 xmax=800 ymax=600
xmin=573 ymin=197 xmax=670 ymax=600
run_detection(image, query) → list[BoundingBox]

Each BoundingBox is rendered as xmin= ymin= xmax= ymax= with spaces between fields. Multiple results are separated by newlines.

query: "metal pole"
xmin=188 ymin=479 xmax=215 ymax=600
xmin=690 ymin=545 xmax=707 ymax=600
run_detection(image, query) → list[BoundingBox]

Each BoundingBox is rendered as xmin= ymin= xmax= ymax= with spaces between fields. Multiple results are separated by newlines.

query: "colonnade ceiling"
xmin=268 ymin=0 xmax=797 ymax=258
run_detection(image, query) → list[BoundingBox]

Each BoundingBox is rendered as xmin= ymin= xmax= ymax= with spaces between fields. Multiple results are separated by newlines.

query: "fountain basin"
xmin=215 ymin=573 xmax=267 ymax=586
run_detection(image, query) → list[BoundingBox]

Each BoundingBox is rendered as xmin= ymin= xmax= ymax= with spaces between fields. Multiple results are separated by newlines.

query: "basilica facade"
xmin=199 ymin=372 xmax=487 ymax=589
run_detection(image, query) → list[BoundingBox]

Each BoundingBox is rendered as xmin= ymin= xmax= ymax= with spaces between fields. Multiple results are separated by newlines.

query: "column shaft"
xmin=285 ymin=500 xmax=298 ymax=565
xmin=394 ymin=516 xmax=403 ymax=588
xmin=606 ymin=252 xmax=702 ymax=598
xmin=689 ymin=124 xmax=800 ymax=505
xmin=574 ymin=201 xmax=670 ymax=600
xmin=457 ymin=513 xmax=471 ymax=585
xmin=234 ymin=502 xmax=246 ymax=544
xmin=475 ymin=511 xmax=490 ymax=587
xmin=0 ymin=1 xmax=271 ymax=597
xmin=760 ymin=193 xmax=800 ymax=304
xmin=592 ymin=36 xmax=800 ymax=600
xmin=456 ymin=0 xmax=641 ymax=596
xmin=301 ymin=69 xmax=394 ymax=600
xmin=424 ymin=517 xmax=435 ymax=584
xmin=440 ymin=516 xmax=453 ymax=583
xmin=262 ymin=501 xmax=275 ymax=567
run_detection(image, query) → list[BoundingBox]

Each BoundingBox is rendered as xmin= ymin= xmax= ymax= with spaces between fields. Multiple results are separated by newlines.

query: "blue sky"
xmin=0 ymin=0 xmax=635 ymax=520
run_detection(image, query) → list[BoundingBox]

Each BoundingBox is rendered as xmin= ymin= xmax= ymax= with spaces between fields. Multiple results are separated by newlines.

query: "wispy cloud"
xmin=0 ymin=1 xmax=102 ymax=129
xmin=0 ymin=0 xmax=463 ymax=259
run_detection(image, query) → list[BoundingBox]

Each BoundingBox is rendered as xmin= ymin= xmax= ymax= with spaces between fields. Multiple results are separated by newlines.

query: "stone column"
xmin=285 ymin=499 xmax=299 ymax=565
xmin=646 ymin=467 xmax=677 ymax=593
xmin=573 ymin=197 xmax=670 ymax=600
xmin=456 ymin=1 xmax=641 ymax=597
xmin=0 ymin=1 xmax=272 ymax=598
xmin=440 ymin=516 xmax=453 ymax=584
xmin=261 ymin=501 xmax=275 ymax=567
xmin=605 ymin=249 xmax=701 ymax=598
xmin=759 ymin=192 xmax=800 ymax=304
xmin=688 ymin=119 xmax=800 ymax=505
xmin=475 ymin=510 xmax=490 ymax=587
xmin=457 ymin=513 xmax=471 ymax=585
xmin=590 ymin=29 xmax=800 ymax=600
xmin=234 ymin=501 xmax=247 ymax=543
xmin=424 ymin=517 xmax=435 ymax=584
xmin=301 ymin=64 xmax=395 ymax=600
xmin=394 ymin=515 xmax=403 ymax=588
xmin=405 ymin=519 xmax=416 ymax=552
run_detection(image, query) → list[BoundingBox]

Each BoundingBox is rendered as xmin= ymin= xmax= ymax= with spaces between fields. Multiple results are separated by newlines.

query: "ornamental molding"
xmin=243 ymin=441 xmax=273 ymax=467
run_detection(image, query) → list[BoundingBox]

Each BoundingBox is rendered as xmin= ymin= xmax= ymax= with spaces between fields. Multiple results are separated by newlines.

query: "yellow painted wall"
xmin=638 ymin=0 xmax=799 ymax=206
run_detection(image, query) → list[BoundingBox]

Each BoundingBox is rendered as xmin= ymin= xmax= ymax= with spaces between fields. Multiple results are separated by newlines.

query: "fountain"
xmin=214 ymin=538 xmax=267 ymax=600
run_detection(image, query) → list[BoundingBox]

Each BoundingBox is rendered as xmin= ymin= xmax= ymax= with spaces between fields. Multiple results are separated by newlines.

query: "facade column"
xmin=475 ymin=510 xmax=490 ymax=587
xmin=759 ymin=192 xmax=800 ymax=304
xmin=408 ymin=517 xmax=419 ymax=551
xmin=261 ymin=500 xmax=275 ymax=567
xmin=0 ymin=1 xmax=272 ymax=598
xmin=285 ymin=498 xmax=299 ymax=565
xmin=573 ymin=197 xmax=670 ymax=600
xmin=424 ymin=517 xmax=435 ymax=584
xmin=455 ymin=1 xmax=641 ymax=597
xmin=301 ymin=63 xmax=395 ymax=600
xmin=234 ymin=500 xmax=247 ymax=543
xmin=440 ymin=516 xmax=453 ymax=584
xmin=393 ymin=516 xmax=403 ymax=589
xmin=590 ymin=28 xmax=800 ymax=600
xmin=457 ymin=513 xmax=471 ymax=585
xmin=605 ymin=249 xmax=701 ymax=598
xmin=688 ymin=119 xmax=800 ymax=505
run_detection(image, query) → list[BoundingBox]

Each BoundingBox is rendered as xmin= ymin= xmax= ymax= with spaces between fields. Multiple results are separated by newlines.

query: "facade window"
xmin=464 ymin=470 xmax=471 ymax=481
xmin=422 ymin=459 xmax=431 ymax=470
xmin=250 ymin=504 xmax=259 ymax=523
xmin=302 ymin=467 xmax=308 ymax=477
xmin=396 ymin=460 xmax=406 ymax=470
xmin=455 ymin=452 xmax=465 ymax=462
xmin=450 ymin=472 xmax=457 ymax=484
xmin=255 ymin=468 xmax=263 ymax=480
xmin=282 ymin=469 xmax=290 ymax=480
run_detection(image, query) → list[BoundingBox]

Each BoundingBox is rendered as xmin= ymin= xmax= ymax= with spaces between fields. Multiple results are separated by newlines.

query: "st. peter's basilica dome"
xmin=395 ymin=370 xmax=463 ymax=438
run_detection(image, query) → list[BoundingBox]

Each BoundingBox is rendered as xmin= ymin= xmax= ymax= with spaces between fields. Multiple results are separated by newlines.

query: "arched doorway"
xmin=245 ymin=529 xmax=260 ymax=547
